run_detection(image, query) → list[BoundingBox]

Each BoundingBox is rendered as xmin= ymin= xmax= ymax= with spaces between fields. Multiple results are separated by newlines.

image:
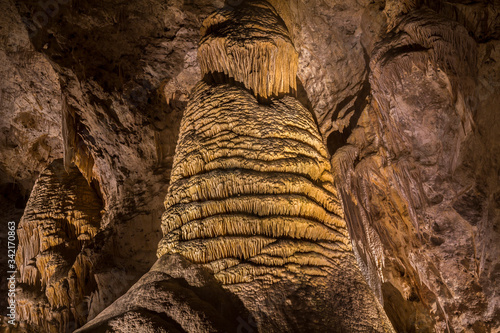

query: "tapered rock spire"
xmin=78 ymin=1 xmax=395 ymax=332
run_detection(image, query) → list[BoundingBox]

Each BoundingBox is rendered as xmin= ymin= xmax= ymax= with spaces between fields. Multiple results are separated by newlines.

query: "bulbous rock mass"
xmin=78 ymin=1 xmax=396 ymax=332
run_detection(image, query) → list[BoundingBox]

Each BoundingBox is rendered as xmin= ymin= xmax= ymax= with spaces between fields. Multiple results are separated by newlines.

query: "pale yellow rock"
xmin=15 ymin=159 xmax=102 ymax=332
xmin=198 ymin=0 xmax=298 ymax=100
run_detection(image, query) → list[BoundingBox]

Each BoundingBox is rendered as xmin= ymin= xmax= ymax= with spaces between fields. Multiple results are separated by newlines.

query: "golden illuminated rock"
xmin=157 ymin=81 xmax=348 ymax=271
xmin=3 ymin=0 xmax=498 ymax=331
xmin=15 ymin=159 xmax=102 ymax=332
xmin=329 ymin=7 xmax=494 ymax=332
xmin=151 ymin=80 xmax=393 ymax=331
xmin=79 ymin=2 xmax=394 ymax=332
xmin=198 ymin=0 xmax=298 ymax=100
xmin=62 ymin=100 xmax=96 ymax=184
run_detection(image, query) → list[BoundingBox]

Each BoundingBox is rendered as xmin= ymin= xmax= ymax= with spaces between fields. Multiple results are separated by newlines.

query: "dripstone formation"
xmin=2 ymin=0 xmax=499 ymax=332
xmin=15 ymin=160 xmax=102 ymax=332
xmin=77 ymin=1 xmax=393 ymax=332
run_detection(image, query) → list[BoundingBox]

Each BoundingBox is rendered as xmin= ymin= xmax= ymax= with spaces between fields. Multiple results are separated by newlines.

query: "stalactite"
xmin=340 ymin=10 xmax=481 ymax=281
xmin=62 ymin=96 xmax=96 ymax=184
xmin=371 ymin=8 xmax=477 ymax=137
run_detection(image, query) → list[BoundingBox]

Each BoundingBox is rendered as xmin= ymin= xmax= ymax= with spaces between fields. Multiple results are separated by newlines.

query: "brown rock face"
xmin=330 ymin=4 xmax=500 ymax=332
xmin=1 ymin=0 xmax=499 ymax=332
xmin=0 ymin=0 xmax=63 ymax=192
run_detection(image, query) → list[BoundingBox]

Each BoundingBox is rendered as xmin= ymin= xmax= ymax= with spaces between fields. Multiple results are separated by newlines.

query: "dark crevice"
xmin=202 ymin=71 xmax=297 ymax=104
xmin=0 ymin=181 xmax=29 ymax=209
xmin=379 ymin=43 xmax=431 ymax=67
xmin=327 ymin=79 xmax=371 ymax=156
xmin=296 ymin=76 xmax=318 ymax=125
xmin=327 ymin=42 xmax=373 ymax=157
xmin=328 ymin=94 xmax=357 ymax=125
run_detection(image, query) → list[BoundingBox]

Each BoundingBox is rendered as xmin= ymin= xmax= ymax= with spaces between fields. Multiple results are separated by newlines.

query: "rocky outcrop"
xmin=154 ymin=80 xmax=393 ymax=332
xmin=76 ymin=254 xmax=252 ymax=333
xmin=329 ymin=3 xmax=500 ymax=333
xmin=0 ymin=0 xmax=63 ymax=191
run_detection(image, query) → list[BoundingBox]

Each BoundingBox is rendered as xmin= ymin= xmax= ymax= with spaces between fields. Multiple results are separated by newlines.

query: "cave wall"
xmin=0 ymin=0 xmax=499 ymax=332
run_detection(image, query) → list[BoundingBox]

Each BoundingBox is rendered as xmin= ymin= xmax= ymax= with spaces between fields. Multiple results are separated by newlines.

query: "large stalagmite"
xmin=4 ymin=0 xmax=498 ymax=332
xmin=15 ymin=159 xmax=102 ymax=332
xmin=77 ymin=1 xmax=394 ymax=332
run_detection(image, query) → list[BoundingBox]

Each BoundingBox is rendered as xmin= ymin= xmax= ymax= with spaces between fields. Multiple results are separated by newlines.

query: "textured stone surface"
xmin=0 ymin=0 xmax=499 ymax=331
xmin=84 ymin=5 xmax=393 ymax=329
xmin=76 ymin=254 xmax=252 ymax=333
xmin=198 ymin=1 xmax=298 ymax=100
xmin=0 ymin=0 xmax=63 ymax=192
xmin=152 ymin=81 xmax=393 ymax=331
xmin=330 ymin=3 xmax=500 ymax=332
xmin=1 ymin=0 xmax=221 ymax=330
xmin=15 ymin=159 xmax=102 ymax=332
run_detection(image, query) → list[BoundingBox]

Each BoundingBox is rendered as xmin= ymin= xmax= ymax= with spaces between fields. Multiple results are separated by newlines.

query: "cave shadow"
xmin=326 ymin=80 xmax=371 ymax=157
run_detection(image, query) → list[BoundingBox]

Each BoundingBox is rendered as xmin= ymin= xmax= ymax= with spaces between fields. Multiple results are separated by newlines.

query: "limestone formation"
xmin=1 ymin=0 xmax=499 ymax=332
xmin=15 ymin=159 xmax=102 ymax=332
xmin=79 ymin=2 xmax=394 ymax=332
xmin=153 ymin=81 xmax=394 ymax=331
xmin=330 ymin=4 xmax=499 ymax=332
xmin=62 ymin=99 xmax=96 ymax=184
xmin=198 ymin=0 xmax=298 ymax=100
xmin=75 ymin=254 xmax=252 ymax=333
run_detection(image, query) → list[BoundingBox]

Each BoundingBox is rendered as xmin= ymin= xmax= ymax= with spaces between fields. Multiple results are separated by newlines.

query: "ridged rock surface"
xmin=78 ymin=2 xmax=394 ymax=330
xmin=198 ymin=1 xmax=298 ymax=100
xmin=153 ymin=83 xmax=393 ymax=332
xmin=329 ymin=4 xmax=500 ymax=332
xmin=0 ymin=0 xmax=499 ymax=331
xmin=15 ymin=159 xmax=102 ymax=332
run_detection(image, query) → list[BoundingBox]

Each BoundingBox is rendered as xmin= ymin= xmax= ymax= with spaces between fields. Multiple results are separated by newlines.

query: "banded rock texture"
xmin=156 ymin=81 xmax=394 ymax=332
xmin=198 ymin=1 xmax=298 ymax=100
xmin=157 ymin=82 xmax=345 ymax=281
xmin=2 ymin=0 xmax=500 ymax=332
xmin=79 ymin=2 xmax=394 ymax=332
xmin=15 ymin=159 xmax=102 ymax=332
xmin=2 ymin=0 xmax=225 ymax=330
